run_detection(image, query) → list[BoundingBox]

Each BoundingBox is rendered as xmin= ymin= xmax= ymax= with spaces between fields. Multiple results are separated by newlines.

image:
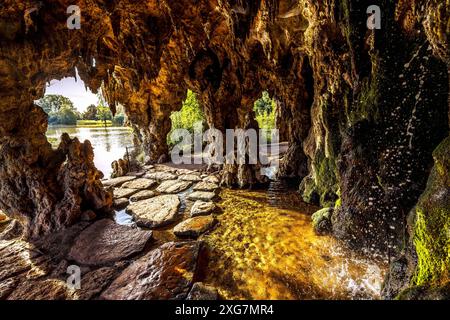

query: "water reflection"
xmin=46 ymin=126 xmax=134 ymax=178
xmin=203 ymin=188 xmax=387 ymax=300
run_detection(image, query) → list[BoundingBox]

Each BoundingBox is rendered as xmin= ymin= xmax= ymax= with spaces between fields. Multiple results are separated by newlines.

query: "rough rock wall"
xmin=0 ymin=0 xmax=448 ymax=295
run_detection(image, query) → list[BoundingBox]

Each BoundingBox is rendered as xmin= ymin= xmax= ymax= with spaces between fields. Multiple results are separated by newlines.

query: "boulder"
xmin=102 ymin=176 xmax=136 ymax=188
xmin=121 ymin=178 xmax=157 ymax=190
xmin=68 ymin=219 xmax=153 ymax=266
xmin=202 ymin=175 xmax=220 ymax=184
xmin=129 ymin=190 xmax=156 ymax=202
xmin=311 ymin=207 xmax=333 ymax=235
xmin=113 ymin=188 xmax=139 ymax=199
xmin=187 ymin=191 xmax=217 ymax=202
xmin=7 ymin=279 xmax=73 ymax=300
xmin=101 ymin=241 xmax=201 ymax=300
xmin=193 ymin=181 xmax=219 ymax=192
xmin=156 ymin=180 xmax=192 ymax=194
xmin=126 ymin=195 xmax=180 ymax=228
xmin=190 ymin=201 xmax=216 ymax=217
xmin=174 ymin=215 xmax=216 ymax=238
xmin=113 ymin=198 xmax=129 ymax=210
xmin=144 ymin=171 xmax=177 ymax=181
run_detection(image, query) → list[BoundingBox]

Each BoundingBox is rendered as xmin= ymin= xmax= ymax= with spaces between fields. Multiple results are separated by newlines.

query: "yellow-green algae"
xmin=202 ymin=188 xmax=387 ymax=299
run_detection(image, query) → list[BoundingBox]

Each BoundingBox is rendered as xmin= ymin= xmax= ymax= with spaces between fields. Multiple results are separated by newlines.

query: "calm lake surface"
xmin=46 ymin=126 xmax=134 ymax=178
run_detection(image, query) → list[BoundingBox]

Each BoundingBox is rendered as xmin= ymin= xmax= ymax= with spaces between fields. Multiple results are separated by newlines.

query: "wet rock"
xmin=101 ymin=241 xmax=201 ymax=300
xmin=75 ymin=267 xmax=118 ymax=300
xmin=113 ymin=198 xmax=129 ymax=210
xmin=129 ymin=190 xmax=156 ymax=202
xmin=121 ymin=178 xmax=157 ymax=190
xmin=7 ymin=279 xmax=73 ymax=300
xmin=193 ymin=181 xmax=219 ymax=192
xmin=311 ymin=207 xmax=333 ymax=236
xmin=68 ymin=219 xmax=153 ymax=266
xmin=186 ymin=282 xmax=219 ymax=300
xmin=145 ymin=171 xmax=177 ymax=181
xmin=156 ymin=180 xmax=192 ymax=194
xmin=126 ymin=195 xmax=180 ymax=228
xmin=174 ymin=216 xmax=216 ymax=238
xmin=190 ymin=201 xmax=216 ymax=217
xmin=102 ymin=176 xmax=136 ymax=188
xmin=187 ymin=191 xmax=217 ymax=202
xmin=203 ymin=175 xmax=220 ymax=184
xmin=0 ymin=219 xmax=23 ymax=240
xmin=179 ymin=174 xmax=202 ymax=182
xmin=81 ymin=210 xmax=96 ymax=222
xmin=113 ymin=188 xmax=139 ymax=199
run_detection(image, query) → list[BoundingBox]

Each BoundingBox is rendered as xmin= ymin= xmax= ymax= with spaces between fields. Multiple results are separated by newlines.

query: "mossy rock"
xmin=311 ymin=207 xmax=333 ymax=236
xmin=396 ymin=282 xmax=450 ymax=300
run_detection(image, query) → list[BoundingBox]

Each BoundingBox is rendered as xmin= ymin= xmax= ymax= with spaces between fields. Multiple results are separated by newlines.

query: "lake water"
xmin=46 ymin=126 xmax=134 ymax=178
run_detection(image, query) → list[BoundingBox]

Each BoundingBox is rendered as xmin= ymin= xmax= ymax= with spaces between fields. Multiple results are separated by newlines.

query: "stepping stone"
xmin=101 ymin=241 xmax=201 ymax=300
xmin=102 ymin=176 xmax=136 ymax=187
xmin=190 ymin=201 xmax=216 ymax=217
xmin=68 ymin=219 xmax=153 ymax=266
xmin=174 ymin=215 xmax=216 ymax=238
xmin=143 ymin=164 xmax=154 ymax=170
xmin=156 ymin=180 xmax=192 ymax=194
xmin=75 ymin=267 xmax=118 ymax=300
xmin=126 ymin=171 xmax=146 ymax=177
xmin=187 ymin=282 xmax=219 ymax=300
xmin=126 ymin=195 xmax=180 ymax=228
xmin=193 ymin=181 xmax=219 ymax=192
xmin=144 ymin=171 xmax=177 ymax=181
xmin=129 ymin=190 xmax=156 ymax=202
xmin=187 ymin=191 xmax=217 ymax=202
xmin=202 ymin=175 xmax=220 ymax=184
xmin=113 ymin=188 xmax=139 ymax=199
xmin=121 ymin=178 xmax=157 ymax=190
xmin=113 ymin=198 xmax=129 ymax=210
xmin=179 ymin=174 xmax=202 ymax=182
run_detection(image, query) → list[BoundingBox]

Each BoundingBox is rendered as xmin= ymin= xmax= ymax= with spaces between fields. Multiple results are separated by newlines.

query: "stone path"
xmin=0 ymin=164 xmax=222 ymax=300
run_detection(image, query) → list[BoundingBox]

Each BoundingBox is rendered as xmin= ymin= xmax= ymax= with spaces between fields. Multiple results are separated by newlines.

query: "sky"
xmin=44 ymin=71 xmax=98 ymax=112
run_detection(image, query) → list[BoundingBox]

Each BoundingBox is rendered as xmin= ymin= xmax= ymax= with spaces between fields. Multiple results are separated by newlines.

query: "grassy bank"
xmin=76 ymin=120 xmax=113 ymax=127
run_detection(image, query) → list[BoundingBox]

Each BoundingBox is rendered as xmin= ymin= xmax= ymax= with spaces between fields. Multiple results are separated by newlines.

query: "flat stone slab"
xmin=179 ymin=174 xmax=202 ymax=182
xmin=121 ymin=178 xmax=157 ymax=190
xmin=193 ymin=181 xmax=219 ymax=192
xmin=145 ymin=171 xmax=177 ymax=181
xmin=101 ymin=241 xmax=201 ymax=300
xmin=113 ymin=198 xmax=129 ymax=210
xmin=113 ymin=188 xmax=139 ymax=199
xmin=68 ymin=219 xmax=153 ymax=266
xmin=102 ymin=176 xmax=136 ymax=187
xmin=156 ymin=180 xmax=192 ymax=194
xmin=187 ymin=191 xmax=217 ymax=202
xmin=174 ymin=215 xmax=216 ymax=238
xmin=8 ymin=279 xmax=73 ymax=300
xmin=191 ymin=201 xmax=216 ymax=217
xmin=126 ymin=195 xmax=180 ymax=228
xmin=202 ymin=175 xmax=220 ymax=184
xmin=129 ymin=190 xmax=156 ymax=202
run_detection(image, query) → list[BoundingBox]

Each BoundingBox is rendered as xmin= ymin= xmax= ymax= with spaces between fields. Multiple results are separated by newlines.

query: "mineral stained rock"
xmin=121 ymin=178 xmax=157 ymax=190
xmin=174 ymin=215 xmax=217 ymax=238
xmin=101 ymin=241 xmax=202 ymax=300
xmin=126 ymin=195 xmax=180 ymax=228
xmin=68 ymin=219 xmax=153 ymax=266
xmin=156 ymin=180 xmax=192 ymax=194
xmin=190 ymin=201 xmax=217 ymax=217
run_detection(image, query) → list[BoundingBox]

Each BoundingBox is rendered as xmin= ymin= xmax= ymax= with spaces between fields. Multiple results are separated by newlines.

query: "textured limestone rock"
xmin=0 ymin=240 xmax=33 ymax=282
xmin=179 ymin=174 xmax=202 ymax=182
xmin=0 ymin=211 xmax=7 ymax=223
xmin=188 ymin=191 xmax=217 ymax=202
xmin=174 ymin=216 xmax=216 ymax=238
xmin=121 ymin=178 xmax=157 ymax=190
xmin=190 ymin=201 xmax=216 ymax=217
xmin=7 ymin=279 xmax=73 ymax=300
xmin=68 ymin=219 xmax=153 ymax=266
xmin=102 ymin=176 xmax=136 ymax=188
xmin=129 ymin=190 xmax=156 ymax=202
xmin=113 ymin=188 xmax=139 ymax=199
xmin=145 ymin=172 xmax=177 ymax=181
xmin=193 ymin=181 xmax=219 ymax=193
xmin=203 ymin=176 xmax=220 ymax=184
xmin=311 ymin=208 xmax=333 ymax=236
xmin=0 ymin=220 xmax=23 ymax=240
xmin=126 ymin=195 xmax=180 ymax=228
xmin=101 ymin=241 xmax=202 ymax=300
xmin=74 ymin=267 xmax=118 ymax=300
xmin=156 ymin=180 xmax=192 ymax=194
xmin=187 ymin=282 xmax=219 ymax=300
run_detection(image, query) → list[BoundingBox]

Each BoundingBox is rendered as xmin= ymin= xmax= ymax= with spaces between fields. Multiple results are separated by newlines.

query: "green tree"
xmin=82 ymin=104 xmax=97 ymax=120
xmin=37 ymin=94 xmax=75 ymax=114
xmin=97 ymin=105 xmax=113 ymax=127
